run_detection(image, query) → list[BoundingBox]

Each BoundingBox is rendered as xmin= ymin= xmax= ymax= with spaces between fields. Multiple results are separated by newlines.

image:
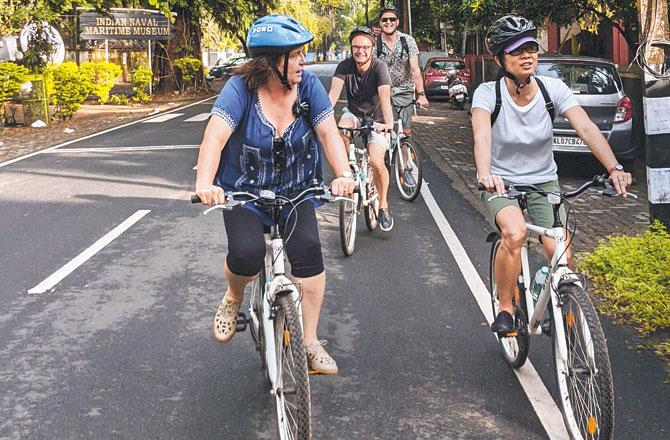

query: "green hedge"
xmin=0 ymin=62 xmax=29 ymax=125
xmin=80 ymin=61 xmax=122 ymax=104
xmin=174 ymin=56 xmax=202 ymax=92
xmin=131 ymin=63 xmax=152 ymax=104
xmin=52 ymin=61 xmax=92 ymax=119
xmin=578 ymin=221 xmax=670 ymax=361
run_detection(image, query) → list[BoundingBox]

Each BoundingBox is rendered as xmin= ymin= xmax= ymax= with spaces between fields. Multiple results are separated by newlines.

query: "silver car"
xmin=536 ymin=56 xmax=634 ymax=165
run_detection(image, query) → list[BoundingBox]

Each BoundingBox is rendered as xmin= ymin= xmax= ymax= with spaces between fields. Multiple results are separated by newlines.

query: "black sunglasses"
xmin=381 ymin=17 xmax=397 ymax=23
xmin=273 ymin=137 xmax=285 ymax=170
xmin=506 ymin=42 xmax=539 ymax=56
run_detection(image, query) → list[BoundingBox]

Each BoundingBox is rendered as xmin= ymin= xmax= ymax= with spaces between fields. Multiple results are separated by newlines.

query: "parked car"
xmin=423 ymin=57 xmax=471 ymax=98
xmin=536 ymin=56 xmax=634 ymax=164
xmin=207 ymin=55 xmax=249 ymax=79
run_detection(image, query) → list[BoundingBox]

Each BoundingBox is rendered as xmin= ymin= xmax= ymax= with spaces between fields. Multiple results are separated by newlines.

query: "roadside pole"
xmin=637 ymin=0 xmax=670 ymax=227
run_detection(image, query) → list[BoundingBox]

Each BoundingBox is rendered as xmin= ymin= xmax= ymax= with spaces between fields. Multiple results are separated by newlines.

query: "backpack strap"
xmin=491 ymin=78 xmax=502 ymax=126
xmin=490 ymin=77 xmax=555 ymax=126
xmin=400 ymin=35 xmax=409 ymax=58
xmin=535 ymin=77 xmax=555 ymax=122
xmin=377 ymin=38 xmax=383 ymax=58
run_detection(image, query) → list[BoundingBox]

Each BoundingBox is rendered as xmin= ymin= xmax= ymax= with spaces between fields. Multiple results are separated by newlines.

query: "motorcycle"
xmin=447 ymin=70 xmax=468 ymax=110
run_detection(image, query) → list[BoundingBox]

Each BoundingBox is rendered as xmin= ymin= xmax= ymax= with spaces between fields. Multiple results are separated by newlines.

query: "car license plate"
xmin=553 ymin=136 xmax=586 ymax=147
xmin=440 ymin=85 xmax=449 ymax=90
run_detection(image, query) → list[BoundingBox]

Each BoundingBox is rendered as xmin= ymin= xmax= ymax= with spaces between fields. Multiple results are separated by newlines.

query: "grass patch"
xmin=577 ymin=220 xmax=670 ymax=368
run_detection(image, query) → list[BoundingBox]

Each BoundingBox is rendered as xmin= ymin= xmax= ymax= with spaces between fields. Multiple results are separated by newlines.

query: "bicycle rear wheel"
xmin=274 ymin=294 xmax=311 ymax=440
xmin=489 ymin=238 xmax=530 ymax=368
xmin=393 ymin=139 xmax=422 ymax=202
xmin=339 ymin=193 xmax=358 ymax=256
xmin=364 ymin=161 xmax=379 ymax=231
xmin=249 ymin=271 xmax=268 ymax=379
xmin=551 ymin=283 xmax=614 ymax=440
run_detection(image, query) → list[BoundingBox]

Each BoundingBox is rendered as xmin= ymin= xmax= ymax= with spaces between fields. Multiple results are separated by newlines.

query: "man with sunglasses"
xmin=376 ymin=6 xmax=428 ymax=141
xmin=329 ymin=26 xmax=396 ymax=231
xmin=471 ymin=15 xmax=632 ymax=334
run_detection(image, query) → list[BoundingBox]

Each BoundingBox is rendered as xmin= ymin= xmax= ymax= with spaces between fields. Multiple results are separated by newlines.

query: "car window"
xmin=536 ymin=62 xmax=620 ymax=94
xmin=430 ymin=60 xmax=465 ymax=71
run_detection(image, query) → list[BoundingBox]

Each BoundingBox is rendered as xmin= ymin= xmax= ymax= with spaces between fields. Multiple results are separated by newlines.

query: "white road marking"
xmin=27 ymin=210 xmax=151 ymax=295
xmin=0 ymin=96 xmax=216 ymax=169
xmin=183 ymin=112 xmax=210 ymax=122
xmin=420 ymin=181 xmax=570 ymax=440
xmin=141 ymin=113 xmax=184 ymax=123
xmin=45 ymin=145 xmax=199 ymax=153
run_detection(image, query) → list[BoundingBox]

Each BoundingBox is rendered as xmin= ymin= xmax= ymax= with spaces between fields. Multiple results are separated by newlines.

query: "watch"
xmin=339 ymin=171 xmax=353 ymax=178
xmin=608 ymin=163 xmax=624 ymax=173
xmin=416 ymin=91 xmax=426 ymax=96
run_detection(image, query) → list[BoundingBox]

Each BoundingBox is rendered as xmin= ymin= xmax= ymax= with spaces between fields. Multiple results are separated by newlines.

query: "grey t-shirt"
xmin=471 ymin=76 xmax=578 ymax=184
xmin=334 ymin=57 xmax=391 ymax=122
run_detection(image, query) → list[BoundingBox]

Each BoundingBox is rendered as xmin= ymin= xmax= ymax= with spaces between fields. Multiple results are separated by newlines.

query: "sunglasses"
xmin=506 ymin=42 xmax=539 ymax=56
xmin=273 ymin=137 xmax=285 ymax=170
xmin=380 ymin=17 xmax=398 ymax=23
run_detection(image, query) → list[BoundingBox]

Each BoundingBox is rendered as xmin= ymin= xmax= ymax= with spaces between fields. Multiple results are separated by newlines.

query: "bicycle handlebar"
xmin=191 ymin=185 xmax=356 ymax=213
xmin=477 ymin=174 xmax=638 ymax=201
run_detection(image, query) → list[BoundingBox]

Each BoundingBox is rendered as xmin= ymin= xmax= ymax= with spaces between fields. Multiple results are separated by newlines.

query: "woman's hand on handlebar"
xmin=195 ymin=184 xmax=225 ymax=206
xmin=330 ymin=176 xmax=357 ymax=196
xmin=608 ymin=169 xmax=632 ymax=197
xmin=478 ymin=174 xmax=507 ymax=195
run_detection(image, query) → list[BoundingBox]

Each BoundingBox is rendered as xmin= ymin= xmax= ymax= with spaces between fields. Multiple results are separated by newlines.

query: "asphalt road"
xmin=0 ymin=72 xmax=668 ymax=439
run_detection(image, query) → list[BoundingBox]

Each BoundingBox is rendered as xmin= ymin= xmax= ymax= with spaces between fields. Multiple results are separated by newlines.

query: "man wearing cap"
xmin=376 ymin=5 xmax=429 ymax=139
xmin=329 ymin=26 xmax=396 ymax=232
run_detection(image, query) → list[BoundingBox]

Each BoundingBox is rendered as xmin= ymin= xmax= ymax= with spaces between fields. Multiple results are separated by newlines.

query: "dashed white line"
xmin=27 ymin=210 xmax=151 ymax=295
xmin=420 ymin=181 xmax=570 ymax=440
xmin=141 ymin=113 xmax=184 ymax=123
xmin=183 ymin=112 xmax=211 ymax=122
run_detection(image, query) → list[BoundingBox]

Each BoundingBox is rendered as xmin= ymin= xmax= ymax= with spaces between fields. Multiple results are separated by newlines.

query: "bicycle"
xmin=337 ymin=117 xmax=381 ymax=256
xmin=192 ymin=185 xmax=350 ymax=440
xmin=388 ymin=100 xmax=423 ymax=201
xmin=484 ymin=174 xmax=633 ymax=440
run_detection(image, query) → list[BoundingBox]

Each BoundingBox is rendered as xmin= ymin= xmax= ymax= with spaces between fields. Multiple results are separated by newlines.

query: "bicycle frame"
xmin=390 ymin=105 xmax=410 ymax=171
xmin=346 ymin=134 xmax=378 ymax=212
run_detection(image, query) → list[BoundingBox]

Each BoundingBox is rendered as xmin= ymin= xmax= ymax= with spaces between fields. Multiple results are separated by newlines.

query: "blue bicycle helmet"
xmin=247 ymin=14 xmax=314 ymax=57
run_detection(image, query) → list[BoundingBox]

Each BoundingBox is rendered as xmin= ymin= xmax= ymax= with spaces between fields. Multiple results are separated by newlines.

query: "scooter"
xmin=447 ymin=71 xmax=468 ymax=110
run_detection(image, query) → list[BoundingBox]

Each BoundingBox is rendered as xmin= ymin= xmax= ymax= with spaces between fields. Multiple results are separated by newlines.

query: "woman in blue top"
xmin=195 ymin=15 xmax=355 ymax=374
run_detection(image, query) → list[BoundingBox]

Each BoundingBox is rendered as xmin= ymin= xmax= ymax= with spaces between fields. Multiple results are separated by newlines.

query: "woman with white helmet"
xmin=195 ymin=14 xmax=355 ymax=374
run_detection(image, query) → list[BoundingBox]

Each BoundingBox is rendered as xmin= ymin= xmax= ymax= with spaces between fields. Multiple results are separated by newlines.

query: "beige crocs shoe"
xmin=305 ymin=340 xmax=338 ymax=375
xmin=213 ymin=296 xmax=242 ymax=343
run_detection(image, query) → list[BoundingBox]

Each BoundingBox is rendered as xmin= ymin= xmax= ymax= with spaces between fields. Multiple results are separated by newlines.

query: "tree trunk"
xmin=156 ymin=5 xmax=203 ymax=93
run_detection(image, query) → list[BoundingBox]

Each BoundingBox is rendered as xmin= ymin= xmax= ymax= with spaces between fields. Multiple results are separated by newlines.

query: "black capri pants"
xmin=222 ymin=202 xmax=324 ymax=278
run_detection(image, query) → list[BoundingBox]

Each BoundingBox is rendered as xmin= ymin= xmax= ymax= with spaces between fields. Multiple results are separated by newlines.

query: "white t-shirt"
xmin=471 ymin=76 xmax=578 ymax=184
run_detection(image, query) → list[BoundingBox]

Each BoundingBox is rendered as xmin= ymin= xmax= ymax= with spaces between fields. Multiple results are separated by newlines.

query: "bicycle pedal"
xmin=236 ymin=312 xmax=248 ymax=332
xmin=502 ymin=331 xmax=518 ymax=338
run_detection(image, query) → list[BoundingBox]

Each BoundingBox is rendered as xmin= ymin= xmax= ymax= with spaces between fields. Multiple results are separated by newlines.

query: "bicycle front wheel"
xmin=339 ymin=193 xmax=358 ymax=256
xmin=489 ymin=238 xmax=530 ymax=368
xmin=394 ymin=139 xmax=422 ymax=201
xmin=274 ymin=294 xmax=311 ymax=440
xmin=551 ymin=283 xmax=614 ymax=440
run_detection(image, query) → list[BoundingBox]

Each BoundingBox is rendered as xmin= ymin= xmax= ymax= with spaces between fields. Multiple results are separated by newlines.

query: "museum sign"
xmin=79 ymin=12 xmax=172 ymax=40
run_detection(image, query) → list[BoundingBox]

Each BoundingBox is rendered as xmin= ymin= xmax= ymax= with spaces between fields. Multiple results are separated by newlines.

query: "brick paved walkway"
xmin=412 ymin=101 xmax=651 ymax=254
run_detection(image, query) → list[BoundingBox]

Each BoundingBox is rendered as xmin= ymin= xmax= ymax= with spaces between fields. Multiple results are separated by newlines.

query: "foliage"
xmin=0 ymin=62 xmax=29 ymax=103
xmin=108 ymin=93 xmax=130 ymax=105
xmin=577 ymin=220 xmax=670 ymax=335
xmin=131 ymin=63 xmax=153 ymax=104
xmin=21 ymin=20 xmax=56 ymax=73
xmin=80 ymin=62 xmax=123 ymax=104
xmin=51 ymin=61 xmax=92 ymax=119
xmin=0 ymin=61 xmax=29 ymax=125
xmin=174 ymin=56 xmax=202 ymax=92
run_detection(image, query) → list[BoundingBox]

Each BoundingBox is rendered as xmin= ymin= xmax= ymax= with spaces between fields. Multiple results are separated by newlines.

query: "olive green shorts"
xmin=480 ymin=180 xmax=567 ymax=229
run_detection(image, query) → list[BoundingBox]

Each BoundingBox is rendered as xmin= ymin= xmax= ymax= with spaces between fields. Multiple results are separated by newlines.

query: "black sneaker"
xmin=379 ymin=208 xmax=394 ymax=232
xmin=490 ymin=311 xmax=514 ymax=335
